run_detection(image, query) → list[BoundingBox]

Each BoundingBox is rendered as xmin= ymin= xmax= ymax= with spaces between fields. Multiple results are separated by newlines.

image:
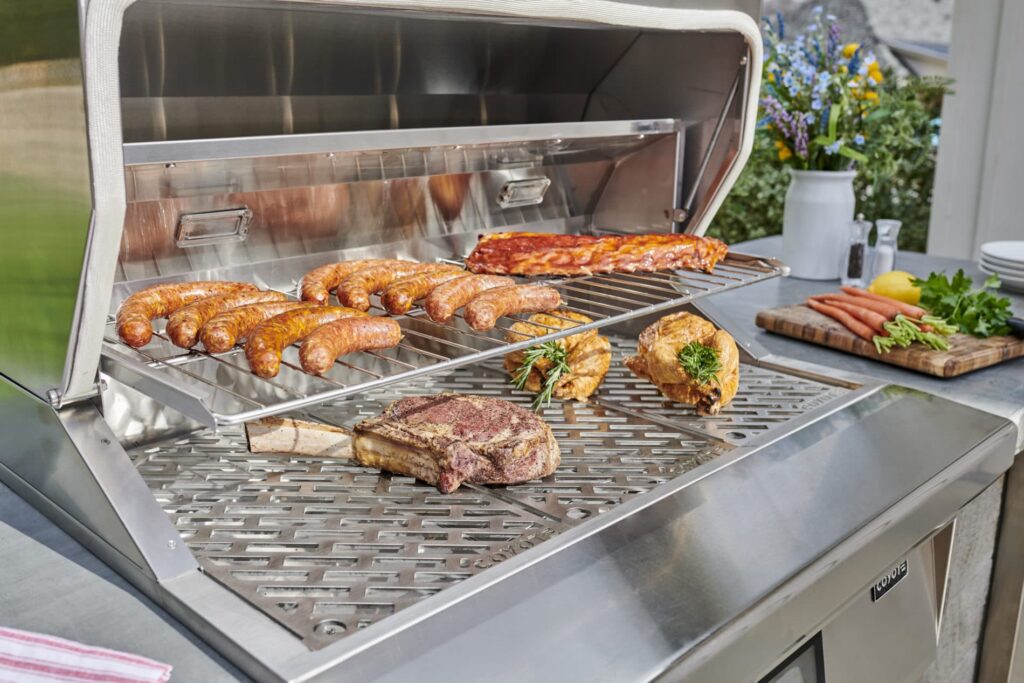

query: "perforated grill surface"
xmin=129 ymin=349 xmax=846 ymax=647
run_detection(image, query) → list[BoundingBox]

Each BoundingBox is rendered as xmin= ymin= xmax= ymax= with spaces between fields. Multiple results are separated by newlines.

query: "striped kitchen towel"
xmin=0 ymin=628 xmax=171 ymax=682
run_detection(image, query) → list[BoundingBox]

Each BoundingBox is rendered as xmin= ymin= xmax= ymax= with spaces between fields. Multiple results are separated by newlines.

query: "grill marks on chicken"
xmin=625 ymin=312 xmax=739 ymax=415
xmin=353 ymin=394 xmax=560 ymax=493
xmin=503 ymin=311 xmax=611 ymax=402
xmin=466 ymin=231 xmax=729 ymax=276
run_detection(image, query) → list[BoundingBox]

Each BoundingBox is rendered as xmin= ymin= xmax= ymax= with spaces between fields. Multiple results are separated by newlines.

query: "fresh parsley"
xmin=912 ymin=270 xmax=1012 ymax=338
xmin=677 ymin=342 xmax=722 ymax=385
xmin=513 ymin=341 xmax=571 ymax=411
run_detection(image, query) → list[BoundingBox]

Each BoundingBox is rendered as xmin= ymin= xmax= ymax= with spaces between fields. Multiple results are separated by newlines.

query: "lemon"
xmin=868 ymin=271 xmax=921 ymax=305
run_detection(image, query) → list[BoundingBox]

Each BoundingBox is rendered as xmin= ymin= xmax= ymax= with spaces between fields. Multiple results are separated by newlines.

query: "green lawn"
xmin=0 ymin=174 xmax=91 ymax=387
xmin=0 ymin=0 xmax=80 ymax=68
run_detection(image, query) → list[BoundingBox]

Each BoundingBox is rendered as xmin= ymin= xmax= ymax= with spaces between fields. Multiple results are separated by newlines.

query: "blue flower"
xmin=811 ymin=98 xmax=824 ymax=111
xmin=825 ymin=141 xmax=841 ymax=155
xmin=854 ymin=134 xmax=865 ymax=145
xmin=812 ymin=6 xmax=823 ymax=15
xmin=804 ymin=112 xmax=817 ymax=124
xmin=826 ymin=14 xmax=837 ymax=21
xmin=930 ymin=117 xmax=942 ymax=127
xmin=777 ymin=11 xmax=786 ymax=39
xmin=931 ymin=134 xmax=940 ymax=147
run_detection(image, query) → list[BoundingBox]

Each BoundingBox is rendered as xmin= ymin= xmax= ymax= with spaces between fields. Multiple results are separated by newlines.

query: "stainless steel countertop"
xmin=699 ymin=236 xmax=1024 ymax=449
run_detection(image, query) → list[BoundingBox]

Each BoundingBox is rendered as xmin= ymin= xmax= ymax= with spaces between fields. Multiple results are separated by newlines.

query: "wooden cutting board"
xmin=756 ymin=304 xmax=1024 ymax=377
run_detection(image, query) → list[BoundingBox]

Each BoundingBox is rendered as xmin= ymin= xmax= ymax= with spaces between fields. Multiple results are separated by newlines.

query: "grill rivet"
xmin=100 ymin=437 xmax=110 ymax=445
xmin=167 ymin=540 xmax=177 ymax=550
xmin=165 ymin=162 xmax=175 ymax=169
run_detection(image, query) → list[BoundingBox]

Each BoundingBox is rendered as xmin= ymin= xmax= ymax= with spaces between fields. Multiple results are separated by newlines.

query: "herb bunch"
xmin=513 ymin=341 xmax=571 ymax=411
xmin=912 ymin=270 xmax=1012 ymax=338
xmin=677 ymin=342 xmax=722 ymax=385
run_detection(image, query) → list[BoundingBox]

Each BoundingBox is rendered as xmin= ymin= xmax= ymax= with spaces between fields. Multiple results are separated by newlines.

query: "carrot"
xmin=810 ymin=293 xmax=902 ymax=319
xmin=840 ymin=286 xmax=927 ymax=318
xmin=817 ymin=299 xmax=889 ymax=335
xmin=806 ymin=300 xmax=875 ymax=341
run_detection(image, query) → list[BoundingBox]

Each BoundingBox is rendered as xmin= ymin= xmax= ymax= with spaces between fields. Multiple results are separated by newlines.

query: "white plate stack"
xmin=980 ymin=241 xmax=1024 ymax=293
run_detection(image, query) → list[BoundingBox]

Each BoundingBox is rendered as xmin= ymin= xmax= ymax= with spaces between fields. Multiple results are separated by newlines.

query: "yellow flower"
xmin=768 ymin=72 xmax=776 ymax=83
xmin=863 ymin=91 xmax=880 ymax=102
xmin=839 ymin=65 xmax=848 ymax=74
xmin=842 ymin=43 xmax=860 ymax=59
xmin=869 ymin=67 xmax=884 ymax=83
xmin=774 ymin=140 xmax=784 ymax=149
xmin=778 ymin=145 xmax=793 ymax=161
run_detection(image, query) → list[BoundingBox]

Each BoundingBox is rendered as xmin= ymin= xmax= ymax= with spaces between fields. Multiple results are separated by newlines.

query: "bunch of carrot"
xmin=805 ymin=287 xmax=957 ymax=354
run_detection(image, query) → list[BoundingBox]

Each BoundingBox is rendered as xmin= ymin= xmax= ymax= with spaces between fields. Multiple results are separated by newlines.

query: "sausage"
xmin=200 ymin=301 xmax=321 ymax=353
xmin=379 ymin=265 xmax=466 ymax=315
xmin=463 ymin=285 xmax=562 ymax=331
xmin=116 ymin=281 xmax=257 ymax=348
xmin=166 ymin=290 xmax=287 ymax=349
xmin=423 ymin=274 xmax=515 ymax=323
xmin=336 ymin=261 xmax=427 ymax=311
xmin=246 ymin=306 xmax=367 ymax=378
xmin=300 ymin=259 xmax=396 ymax=304
xmin=299 ymin=317 xmax=404 ymax=375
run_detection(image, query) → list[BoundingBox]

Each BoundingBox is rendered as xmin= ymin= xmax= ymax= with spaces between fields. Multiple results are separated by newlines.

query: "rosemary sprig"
xmin=513 ymin=341 xmax=571 ymax=410
xmin=677 ymin=342 xmax=722 ymax=385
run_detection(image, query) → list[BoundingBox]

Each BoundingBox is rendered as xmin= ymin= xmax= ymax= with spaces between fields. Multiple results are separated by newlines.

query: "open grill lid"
xmin=44 ymin=0 xmax=762 ymax=405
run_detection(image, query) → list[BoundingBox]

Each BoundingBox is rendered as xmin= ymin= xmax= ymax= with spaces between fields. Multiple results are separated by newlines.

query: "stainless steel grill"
xmin=101 ymin=252 xmax=783 ymax=427
xmin=128 ymin=334 xmax=853 ymax=647
xmin=11 ymin=4 xmax=1013 ymax=681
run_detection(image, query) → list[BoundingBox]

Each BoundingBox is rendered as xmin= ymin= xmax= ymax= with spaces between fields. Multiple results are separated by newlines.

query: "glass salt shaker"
xmin=840 ymin=219 xmax=872 ymax=287
xmin=871 ymin=219 xmax=902 ymax=278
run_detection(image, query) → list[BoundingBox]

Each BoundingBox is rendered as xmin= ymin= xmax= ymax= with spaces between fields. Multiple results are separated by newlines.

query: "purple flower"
xmin=827 ymin=23 xmax=841 ymax=60
xmin=794 ymin=121 xmax=809 ymax=158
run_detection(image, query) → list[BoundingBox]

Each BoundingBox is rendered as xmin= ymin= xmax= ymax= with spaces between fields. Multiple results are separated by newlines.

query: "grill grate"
xmin=129 ymin=342 xmax=848 ymax=648
xmin=103 ymin=252 xmax=784 ymax=427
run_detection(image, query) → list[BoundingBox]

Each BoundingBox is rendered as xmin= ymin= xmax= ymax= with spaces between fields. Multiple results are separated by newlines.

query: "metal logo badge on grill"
xmin=871 ymin=559 xmax=908 ymax=602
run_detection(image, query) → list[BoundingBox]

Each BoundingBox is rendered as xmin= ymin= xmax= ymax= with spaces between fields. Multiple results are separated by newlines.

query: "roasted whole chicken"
xmin=504 ymin=311 xmax=611 ymax=403
xmin=625 ymin=312 xmax=739 ymax=415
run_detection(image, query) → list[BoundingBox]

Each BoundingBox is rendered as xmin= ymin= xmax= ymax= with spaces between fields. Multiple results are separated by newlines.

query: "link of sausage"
xmin=116 ymin=281 xmax=257 ymax=348
xmin=463 ymin=285 xmax=562 ymax=331
xmin=379 ymin=265 xmax=466 ymax=315
xmin=423 ymin=274 xmax=515 ymax=323
xmin=336 ymin=261 xmax=428 ymax=311
xmin=200 ymin=301 xmax=321 ymax=353
xmin=166 ymin=290 xmax=287 ymax=349
xmin=246 ymin=306 xmax=367 ymax=378
xmin=300 ymin=259 xmax=398 ymax=304
xmin=299 ymin=317 xmax=404 ymax=375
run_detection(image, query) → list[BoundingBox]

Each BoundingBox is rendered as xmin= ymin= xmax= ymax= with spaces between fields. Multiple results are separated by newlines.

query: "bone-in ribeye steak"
xmin=352 ymin=394 xmax=560 ymax=493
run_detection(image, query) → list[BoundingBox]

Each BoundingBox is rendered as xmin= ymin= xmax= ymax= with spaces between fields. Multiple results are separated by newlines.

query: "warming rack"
xmin=100 ymin=252 xmax=784 ymax=427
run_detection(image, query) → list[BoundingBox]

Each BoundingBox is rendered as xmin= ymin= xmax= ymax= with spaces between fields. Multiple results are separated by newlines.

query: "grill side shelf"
xmin=101 ymin=252 xmax=784 ymax=427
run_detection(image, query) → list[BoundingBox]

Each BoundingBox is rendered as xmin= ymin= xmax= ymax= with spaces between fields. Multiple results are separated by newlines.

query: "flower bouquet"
xmin=760 ymin=8 xmax=882 ymax=169
xmin=761 ymin=8 xmax=885 ymax=278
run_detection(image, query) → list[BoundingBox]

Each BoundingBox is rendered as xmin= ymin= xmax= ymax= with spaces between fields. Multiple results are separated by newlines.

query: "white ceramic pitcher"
xmin=781 ymin=169 xmax=856 ymax=280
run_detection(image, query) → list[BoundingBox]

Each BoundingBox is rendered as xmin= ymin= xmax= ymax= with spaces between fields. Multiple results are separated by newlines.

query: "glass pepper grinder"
xmin=840 ymin=218 xmax=872 ymax=287
xmin=871 ymin=219 xmax=902 ymax=278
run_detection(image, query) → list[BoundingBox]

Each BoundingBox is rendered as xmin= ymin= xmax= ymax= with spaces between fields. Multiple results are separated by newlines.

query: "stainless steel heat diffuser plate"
xmin=129 ymin=340 xmax=849 ymax=648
